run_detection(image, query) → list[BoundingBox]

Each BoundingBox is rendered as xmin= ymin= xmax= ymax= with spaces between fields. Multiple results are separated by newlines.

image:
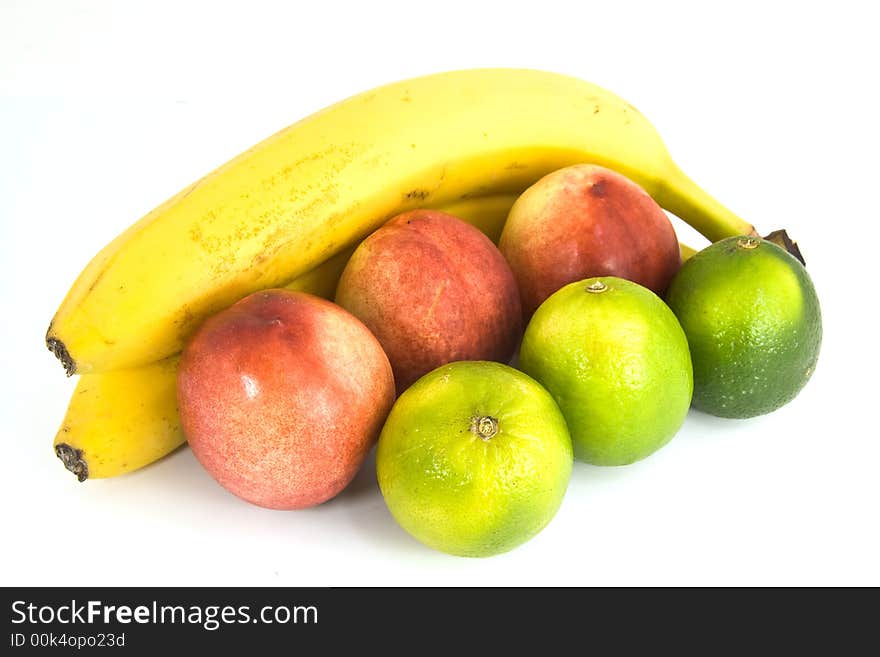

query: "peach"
xmin=177 ymin=290 xmax=394 ymax=510
xmin=335 ymin=210 xmax=522 ymax=394
xmin=499 ymin=164 xmax=681 ymax=317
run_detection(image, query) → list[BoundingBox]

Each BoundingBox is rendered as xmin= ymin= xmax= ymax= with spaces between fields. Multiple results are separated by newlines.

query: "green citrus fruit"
xmin=376 ymin=361 xmax=572 ymax=558
xmin=664 ymin=235 xmax=822 ymax=418
xmin=518 ymin=277 xmax=693 ymax=466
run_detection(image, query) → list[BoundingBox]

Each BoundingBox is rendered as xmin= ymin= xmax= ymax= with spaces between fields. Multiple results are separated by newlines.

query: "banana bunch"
xmin=49 ymin=68 xmax=753 ymax=480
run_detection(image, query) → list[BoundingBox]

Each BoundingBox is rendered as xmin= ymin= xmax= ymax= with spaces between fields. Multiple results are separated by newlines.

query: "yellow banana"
xmin=53 ymin=194 xmax=520 ymax=480
xmin=54 ymin=356 xmax=183 ymax=480
xmin=47 ymin=68 xmax=754 ymax=376
xmin=680 ymin=243 xmax=699 ymax=262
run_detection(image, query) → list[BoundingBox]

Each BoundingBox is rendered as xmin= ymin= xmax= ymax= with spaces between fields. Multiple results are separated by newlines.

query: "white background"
xmin=2 ymin=0 xmax=878 ymax=586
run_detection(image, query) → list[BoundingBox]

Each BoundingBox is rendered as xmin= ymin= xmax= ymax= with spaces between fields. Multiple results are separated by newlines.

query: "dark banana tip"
xmin=46 ymin=335 xmax=76 ymax=376
xmin=55 ymin=443 xmax=89 ymax=482
xmin=763 ymin=229 xmax=805 ymax=267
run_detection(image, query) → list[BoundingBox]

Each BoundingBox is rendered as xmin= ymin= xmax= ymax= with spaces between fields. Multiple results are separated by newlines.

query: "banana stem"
xmin=656 ymin=162 xmax=757 ymax=242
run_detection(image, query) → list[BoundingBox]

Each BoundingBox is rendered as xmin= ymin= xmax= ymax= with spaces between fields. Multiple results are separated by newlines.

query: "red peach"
xmin=177 ymin=290 xmax=394 ymax=510
xmin=499 ymin=164 xmax=681 ymax=317
xmin=335 ymin=210 xmax=522 ymax=394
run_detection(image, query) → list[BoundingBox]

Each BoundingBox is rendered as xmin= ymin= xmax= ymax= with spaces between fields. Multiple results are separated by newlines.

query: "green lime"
xmin=376 ymin=361 xmax=572 ymax=558
xmin=665 ymin=235 xmax=821 ymax=418
xmin=519 ymin=277 xmax=693 ymax=466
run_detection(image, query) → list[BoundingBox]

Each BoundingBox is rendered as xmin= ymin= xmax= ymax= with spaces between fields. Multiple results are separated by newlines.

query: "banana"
xmin=47 ymin=68 xmax=754 ymax=376
xmin=53 ymin=194 xmax=519 ymax=480
xmin=680 ymin=243 xmax=699 ymax=262
xmin=54 ymin=356 xmax=183 ymax=480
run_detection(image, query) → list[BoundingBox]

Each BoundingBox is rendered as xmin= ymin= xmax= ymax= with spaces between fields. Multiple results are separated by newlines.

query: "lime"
xmin=665 ymin=235 xmax=821 ymax=418
xmin=519 ymin=277 xmax=693 ymax=466
xmin=376 ymin=361 xmax=572 ymax=558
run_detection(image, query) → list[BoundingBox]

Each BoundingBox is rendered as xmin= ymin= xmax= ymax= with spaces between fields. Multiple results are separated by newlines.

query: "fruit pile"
xmin=47 ymin=69 xmax=822 ymax=557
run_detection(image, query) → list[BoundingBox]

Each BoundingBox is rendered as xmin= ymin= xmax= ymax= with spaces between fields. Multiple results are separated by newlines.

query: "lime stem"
xmin=471 ymin=416 xmax=498 ymax=441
